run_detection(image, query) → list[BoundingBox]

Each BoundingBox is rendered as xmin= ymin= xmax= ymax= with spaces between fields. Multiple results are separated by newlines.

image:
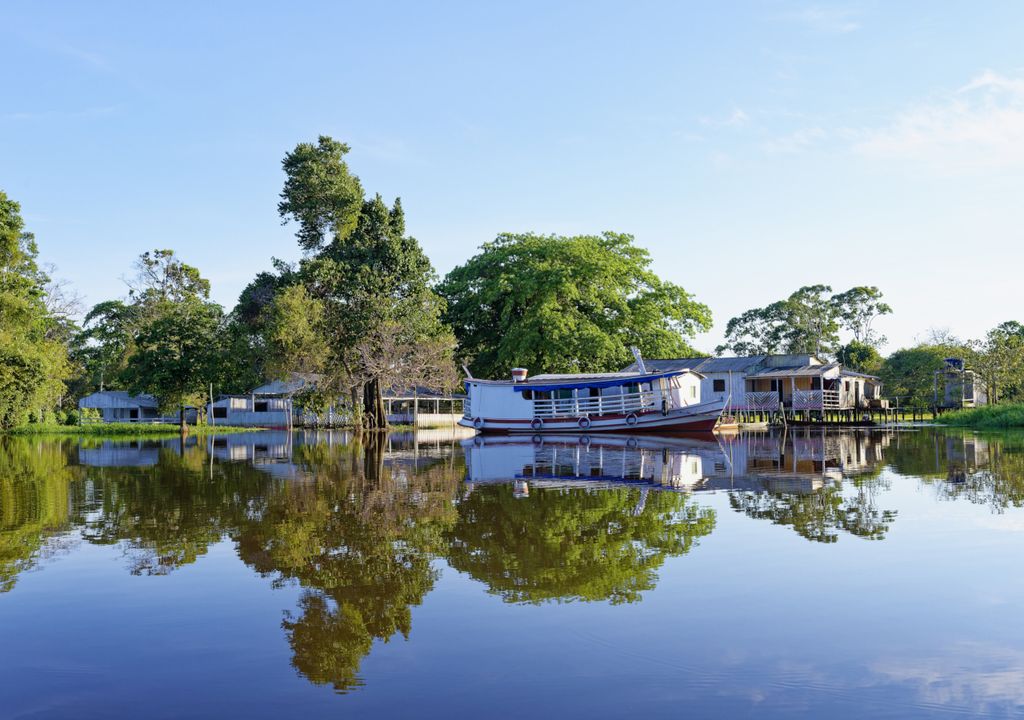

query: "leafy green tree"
xmin=77 ymin=250 xmax=223 ymax=430
xmin=837 ymin=340 xmax=883 ymax=374
xmin=124 ymin=298 xmax=222 ymax=430
xmin=718 ymin=285 xmax=892 ymax=358
xmin=445 ymin=484 xmax=715 ymax=604
xmin=831 ymin=286 xmax=892 ymax=346
xmin=972 ymin=321 xmax=1024 ymax=404
xmin=879 ymin=344 xmax=967 ymax=408
xmin=278 ymin=138 xmax=457 ymax=428
xmin=439 ymin=232 xmax=711 ymax=378
xmin=0 ymin=191 xmax=70 ymax=428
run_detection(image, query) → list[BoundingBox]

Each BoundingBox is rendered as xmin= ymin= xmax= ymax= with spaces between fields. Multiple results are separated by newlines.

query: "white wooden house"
xmin=79 ymin=390 xmax=161 ymax=422
xmin=624 ymin=355 xmax=882 ymax=415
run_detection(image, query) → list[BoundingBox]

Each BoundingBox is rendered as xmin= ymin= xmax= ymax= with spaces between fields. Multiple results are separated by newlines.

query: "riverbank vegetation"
xmin=935 ymin=404 xmax=1024 ymax=429
xmin=5 ymin=136 xmax=1024 ymax=432
xmin=9 ymin=423 xmax=261 ymax=437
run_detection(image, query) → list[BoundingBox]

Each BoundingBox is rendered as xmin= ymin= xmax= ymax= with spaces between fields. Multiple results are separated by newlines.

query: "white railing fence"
xmin=743 ymin=392 xmax=780 ymax=411
xmin=532 ymin=390 xmax=658 ymax=419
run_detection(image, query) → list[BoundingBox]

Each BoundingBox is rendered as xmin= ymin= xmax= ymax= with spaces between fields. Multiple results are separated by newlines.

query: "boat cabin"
xmin=464 ymin=370 xmax=703 ymax=423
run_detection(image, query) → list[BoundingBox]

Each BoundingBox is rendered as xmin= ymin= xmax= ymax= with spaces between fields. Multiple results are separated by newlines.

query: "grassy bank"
xmin=935 ymin=404 xmax=1024 ymax=429
xmin=8 ymin=423 xmax=263 ymax=437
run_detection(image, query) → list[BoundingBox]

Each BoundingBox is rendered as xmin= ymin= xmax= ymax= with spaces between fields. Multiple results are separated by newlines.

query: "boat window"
xmin=712 ymin=379 xmax=726 ymax=392
xmin=555 ymin=389 xmax=574 ymax=400
xmin=623 ymin=383 xmax=640 ymax=395
xmin=534 ymin=391 xmax=551 ymax=400
xmin=521 ymin=390 xmax=533 ymax=400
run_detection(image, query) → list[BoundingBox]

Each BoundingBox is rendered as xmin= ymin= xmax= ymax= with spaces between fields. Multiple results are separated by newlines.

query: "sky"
xmin=3 ymin=1 xmax=1023 ymax=354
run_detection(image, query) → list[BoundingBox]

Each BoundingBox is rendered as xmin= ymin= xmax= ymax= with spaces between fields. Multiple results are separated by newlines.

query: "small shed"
xmin=79 ymin=391 xmax=161 ymax=423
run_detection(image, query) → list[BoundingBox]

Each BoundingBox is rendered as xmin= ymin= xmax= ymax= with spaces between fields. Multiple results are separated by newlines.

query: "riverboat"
xmin=459 ymin=367 xmax=725 ymax=434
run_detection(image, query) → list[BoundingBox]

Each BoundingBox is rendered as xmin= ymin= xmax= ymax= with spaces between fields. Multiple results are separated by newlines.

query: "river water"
xmin=1 ymin=427 xmax=1023 ymax=718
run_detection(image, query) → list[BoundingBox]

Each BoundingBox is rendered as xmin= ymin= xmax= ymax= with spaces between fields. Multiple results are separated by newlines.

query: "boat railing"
xmin=532 ymin=390 xmax=658 ymax=418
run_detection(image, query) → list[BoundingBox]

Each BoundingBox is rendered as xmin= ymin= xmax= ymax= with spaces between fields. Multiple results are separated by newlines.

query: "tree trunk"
xmin=362 ymin=377 xmax=388 ymax=431
xmin=179 ymin=404 xmax=187 ymax=436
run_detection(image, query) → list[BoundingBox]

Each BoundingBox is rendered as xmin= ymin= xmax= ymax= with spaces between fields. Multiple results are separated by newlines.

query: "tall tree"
xmin=831 ymin=286 xmax=892 ymax=346
xmin=972 ymin=321 xmax=1024 ymax=404
xmin=0 ymin=191 xmax=70 ymax=428
xmin=718 ymin=285 xmax=892 ymax=358
xmin=438 ymin=232 xmax=711 ymax=378
xmin=278 ymin=138 xmax=456 ymax=429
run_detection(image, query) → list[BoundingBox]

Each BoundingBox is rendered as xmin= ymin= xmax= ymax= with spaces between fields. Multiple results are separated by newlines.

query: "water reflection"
xmin=3 ymin=427 xmax=1024 ymax=712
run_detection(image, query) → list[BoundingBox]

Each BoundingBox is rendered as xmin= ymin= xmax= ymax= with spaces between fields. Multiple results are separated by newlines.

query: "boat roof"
xmin=467 ymin=369 xmax=702 ymax=392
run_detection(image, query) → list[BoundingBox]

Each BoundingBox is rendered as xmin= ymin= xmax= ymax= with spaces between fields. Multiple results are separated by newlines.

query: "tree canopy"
xmin=0 ymin=191 xmax=70 ymax=429
xmin=717 ymin=285 xmax=892 ymax=358
xmin=438 ymin=232 xmax=712 ymax=378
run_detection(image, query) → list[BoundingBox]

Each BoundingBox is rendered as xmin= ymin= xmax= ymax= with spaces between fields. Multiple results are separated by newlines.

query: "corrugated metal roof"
xmin=747 ymin=363 xmax=841 ymax=379
xmin=622 ymin=356 xmax=768 ymax=374
xmin=620 ymin=358 xmax=707 ymax=373
xmin=79 ymin=390 xmax=160 ymax=409
xmin=840 ymin=369 xmax=881 ymax=379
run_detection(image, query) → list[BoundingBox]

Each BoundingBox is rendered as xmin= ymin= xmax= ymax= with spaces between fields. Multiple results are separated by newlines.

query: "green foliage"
xmin=971 ymin=321 xmax=1024 ymax=404
xmin=0 ymin=191 xmax=70 ymax=429
xmin=264 ymin=284 xmax=328 ymax=379
xmin=438 ymin=232 xmax=711 ymax=378
xmin=0 ymin=438 xmax=74 ymax=592
xmin=729 ymin=485 xmax=896 ymax=543
xmin=445 ymin=484 xmax=715 ymax=604
xmin=878 ymin=343 xmax=966 ymax=408
xmin=279 ymin=138 xmax=457 ymax=427
xmin=278 ymin=136 xmax=364 ymax=253
xmin=837 ymin=340 xmax=883 ymax=373
xmin=9 ymin=423 xmax=257 ymax=436
xmin=936 ymin=403 xmax=1024 ymax=428
xmin=718 ymin=285 xmax=892 ymax=357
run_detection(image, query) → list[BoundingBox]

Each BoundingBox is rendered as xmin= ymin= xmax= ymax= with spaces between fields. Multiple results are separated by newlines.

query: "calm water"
xmin=2 ymin=427 xmax=1024 ymax=719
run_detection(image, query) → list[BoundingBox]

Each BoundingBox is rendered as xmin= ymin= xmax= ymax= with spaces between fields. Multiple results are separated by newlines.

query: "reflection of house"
xmin=623 ymin=355 xmax=883 ymax=414
xmin=78 ymin=440 xmax=163 ymax=466
xmin=79 ymin=391 xmax=161 ymax=423
xmin=934 ymin=358 xmax=987 ymax=410
xmin=463 ymin=430 xmax=891 ymax=496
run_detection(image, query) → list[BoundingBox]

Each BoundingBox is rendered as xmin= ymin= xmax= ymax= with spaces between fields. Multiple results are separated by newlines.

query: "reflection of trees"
xmin=885 ymin=431 xmax=1024 ymax=511
xmin=0 ymin=438 xmax=76 ymax=592
xmin=235 ymin=436 xmax=461 ymax=693
xmin=75 ymin=444 xmax=273 ymax=575
xmin=445 ymin=485 xmax=715 ymax=605
xmin=730 ymin=481 xmax=896 ymax=543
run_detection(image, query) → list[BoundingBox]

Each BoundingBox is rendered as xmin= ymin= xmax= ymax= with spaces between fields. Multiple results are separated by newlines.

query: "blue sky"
xmin=3 ymin=1 xmax=1023 ymax=353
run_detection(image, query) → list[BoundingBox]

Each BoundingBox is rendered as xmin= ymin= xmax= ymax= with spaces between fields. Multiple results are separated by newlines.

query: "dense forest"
xmin=3 ymin=136 xmax=1024 ymax=431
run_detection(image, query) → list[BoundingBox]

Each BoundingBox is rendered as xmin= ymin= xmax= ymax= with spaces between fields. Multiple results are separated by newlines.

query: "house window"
xmin=213 ymin=407 xmax=228 ymax=419
xmin=844 ymin=381 xmax=850 ymax=392
xmin=712 ymin=379 xmax=726 ymax=392
xmin=254 ymin=401 xmax=269 ymax=413
xmin=690 ymin=385 xmax=697 ymax=398
xmin=811 ymin=377 xmax=821 ymax=390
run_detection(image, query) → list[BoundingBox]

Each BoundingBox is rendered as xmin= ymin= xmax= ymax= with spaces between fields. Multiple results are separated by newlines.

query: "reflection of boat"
xmin=460 ymin=368 xmax=725 ymax=434
xmin=463 ymin=429 xmax=892 ymax=494
xmin=464 ymin=433 xmax=721 ymax=491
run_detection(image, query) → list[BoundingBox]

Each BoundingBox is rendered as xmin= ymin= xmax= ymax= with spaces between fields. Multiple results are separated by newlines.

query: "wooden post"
xmin=209 ymin=383 xmax=214 ymax=428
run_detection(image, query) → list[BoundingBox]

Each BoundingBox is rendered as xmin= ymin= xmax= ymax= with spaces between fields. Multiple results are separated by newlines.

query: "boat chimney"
xmin=511 ymin=368 xmax=528 ymax=383
xmin=630 ymin=346 xmax=647 ymax=374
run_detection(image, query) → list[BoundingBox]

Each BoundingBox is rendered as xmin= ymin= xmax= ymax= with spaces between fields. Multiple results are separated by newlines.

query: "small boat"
xmin=459 ymin=367 xmax=725 ymax=434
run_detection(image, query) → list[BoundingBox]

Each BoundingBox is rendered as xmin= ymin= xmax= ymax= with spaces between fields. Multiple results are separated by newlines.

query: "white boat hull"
xmin=459 ymin=400 xmax=726 ymax=435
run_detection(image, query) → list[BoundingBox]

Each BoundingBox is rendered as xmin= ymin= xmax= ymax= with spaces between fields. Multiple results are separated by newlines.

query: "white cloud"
xmin=762 ymin=127 xmax=827 ymax=154
xmin=854 ymin=70 xmax=1024 ymax=171
xmin=699 ymin=108 xmax=750 ymax=128
xmin=792 ymin=6 xmax=861 ymax=34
